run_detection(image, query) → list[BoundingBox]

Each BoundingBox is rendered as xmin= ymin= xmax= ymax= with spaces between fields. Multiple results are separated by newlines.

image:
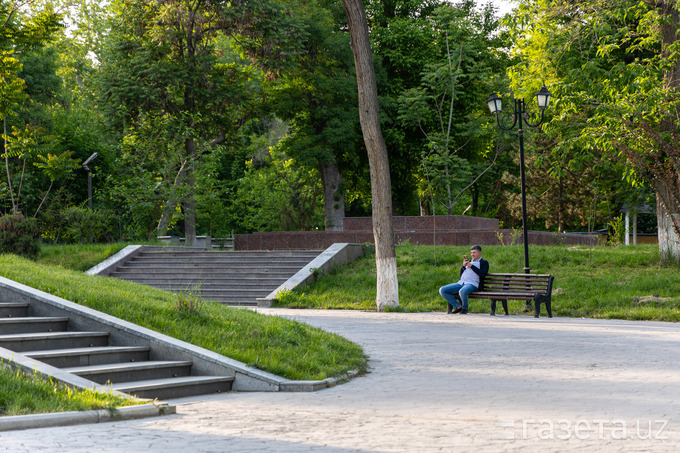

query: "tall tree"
xmin=267 ymin=0 xmax=361 ymax=231
xmin=96 ymin=0 xmax=306 ymax=244
xmin=342 ymin=0 xmax=399 ymax=310
xmin=509 ymin=0 xmax=680 ymax=261
xmin=1 ymin=0 xmax=61 ymax=214
xmin=397 ymin=2 xmax=507 ymax=216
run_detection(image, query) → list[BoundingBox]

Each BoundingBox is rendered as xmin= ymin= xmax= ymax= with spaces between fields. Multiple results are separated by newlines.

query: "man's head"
xmin=470 ymin=245 xmax=482 ymax=260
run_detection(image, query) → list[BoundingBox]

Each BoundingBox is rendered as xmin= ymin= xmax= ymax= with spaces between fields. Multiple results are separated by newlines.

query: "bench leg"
xmin=491 ymin=300 xmax=509 ymax=316
xmin=534 ymin=295 xmax=553 ymax=318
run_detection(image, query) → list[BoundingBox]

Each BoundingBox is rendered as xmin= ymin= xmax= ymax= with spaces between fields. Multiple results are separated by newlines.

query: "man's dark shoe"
xmin=460 ymin=309 xmax=468 ymax=314
xmin=447 ymin=304 xmax=453 ymax=314
xmin=452 ymin=306 xmax=463 ymax=314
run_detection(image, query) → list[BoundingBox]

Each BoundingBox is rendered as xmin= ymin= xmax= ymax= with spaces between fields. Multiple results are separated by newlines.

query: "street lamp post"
xmin=486 ymin=87 xmax=552 ymax=274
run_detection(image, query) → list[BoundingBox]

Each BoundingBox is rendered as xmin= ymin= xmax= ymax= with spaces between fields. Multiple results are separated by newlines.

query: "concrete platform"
xmin=0 ymin=309 xmax=678 ymax=451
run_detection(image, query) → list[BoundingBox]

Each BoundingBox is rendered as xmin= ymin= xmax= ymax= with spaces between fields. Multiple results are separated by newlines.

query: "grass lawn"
xmin=37 ymin=243 xmax=145 ymax=272
xmin=275 ymin=243 xmax=680 ymax=321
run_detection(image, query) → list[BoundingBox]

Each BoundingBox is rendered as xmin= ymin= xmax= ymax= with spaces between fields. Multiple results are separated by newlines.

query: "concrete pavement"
xmin=1 ymin=309 xmax=679 ymax=452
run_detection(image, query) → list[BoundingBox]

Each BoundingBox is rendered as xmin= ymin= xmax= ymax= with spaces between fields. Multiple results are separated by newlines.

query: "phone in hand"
xmin=463 ymin=255 xmax=468 ymax=260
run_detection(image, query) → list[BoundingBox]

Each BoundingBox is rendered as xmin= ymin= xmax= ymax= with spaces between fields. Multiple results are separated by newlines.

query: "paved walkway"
xmin=1 ymin=309 xmax=679 ymax=452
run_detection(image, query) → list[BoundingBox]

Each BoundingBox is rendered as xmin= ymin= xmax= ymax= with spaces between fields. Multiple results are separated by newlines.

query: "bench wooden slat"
xmin=471 ymin=291 xmax=537 ymax=298
xmin=484 ymin=283 xmax=549 ymax=290
xmin=485 ymin=276 xmax=550 ymax=280
xmin=483 ymin=273 xmax=552 ymax=278
xmin=484 ymin=278 xmax=551 ymax=285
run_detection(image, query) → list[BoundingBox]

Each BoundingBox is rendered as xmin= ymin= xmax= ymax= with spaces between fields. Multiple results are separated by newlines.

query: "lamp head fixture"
xmin=486 ymin=92 xmax=502 ymax=115
xmin=82 ymin=152 xmax=98 ymax=172
xmin=536 ymin=86 xmax=552 ymax=109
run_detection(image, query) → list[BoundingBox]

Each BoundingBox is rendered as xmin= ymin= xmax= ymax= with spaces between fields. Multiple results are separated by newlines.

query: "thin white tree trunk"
xmin=656 ymin=188 xmax=680 ymax=263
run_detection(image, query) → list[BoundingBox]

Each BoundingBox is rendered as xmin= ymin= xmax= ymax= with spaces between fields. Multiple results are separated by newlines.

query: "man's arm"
xmin=470 ymin=259 xmax=489 ymax=278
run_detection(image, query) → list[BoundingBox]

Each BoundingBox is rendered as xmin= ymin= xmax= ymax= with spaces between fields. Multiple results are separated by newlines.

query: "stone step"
xmin=0 ymin=331 xmax=110 ymax=352
xmin=126 ymin=283 xmax=276 ymax=292
xmin=0 ymin=302 xmax=29 ymax=318
xmin=25 ymin=346 xmax=151 ymax=368
xmin=113 ymin=375 xmax=234 ymax=400
xmin=113 ymin=263 xmax=308 ymax=272
xmin=107 ymin=277 xmax=287 ymax=286
xmin=129 ymin=252 xmax=316 ymax=264
xmin=110 ymin=270 xmax=295 ymax=279
xmin=64 ymin=360 xmax=193 ymax=384
xmin=140 ymin=250 xmax=319 ymax=258
xmin=148 ymin=287 xmax=272 ymax=297
xmin=128 ymin=254 xmax=315 ymax=261
xmin=0 ymin=316 xmax=69 ymax=335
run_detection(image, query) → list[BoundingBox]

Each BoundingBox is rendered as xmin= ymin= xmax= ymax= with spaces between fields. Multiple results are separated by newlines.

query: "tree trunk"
xmin=3 ymin=117 xmax=17 ymax=214
xmin=342 ymin=0 xmax=398 ymax=310
xmin=656 ymin=2 xmax=680 ymax=263
xmin=183 ymin=138 xmax=197 ymax=246
xmin=319 ymin=160 xmax=345 ymax=231
xmin=655 ymin=183 xmax=680 ymax=263
xmin=157 ymin=160 xmax=189 ymax=236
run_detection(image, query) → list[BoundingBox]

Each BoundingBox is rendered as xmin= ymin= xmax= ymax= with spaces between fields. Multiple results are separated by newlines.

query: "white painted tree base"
xmin=376 ymin=256 xmax=399 ymax=311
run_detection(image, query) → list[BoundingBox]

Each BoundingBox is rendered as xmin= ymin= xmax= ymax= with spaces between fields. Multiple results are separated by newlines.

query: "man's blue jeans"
xmin=439 ymin=282 xmax=477 ymax=310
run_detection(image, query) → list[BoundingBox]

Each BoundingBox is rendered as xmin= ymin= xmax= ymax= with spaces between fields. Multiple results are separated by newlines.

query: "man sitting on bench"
xmin=440 ymin=245 xmax=489 ymax=314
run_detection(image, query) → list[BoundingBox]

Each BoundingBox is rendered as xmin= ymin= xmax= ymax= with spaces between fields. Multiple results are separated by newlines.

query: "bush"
xmin=40 ymin=207 xmax=116 ymax=243
xmin=0 ymin=213 xmax=41 ymax=258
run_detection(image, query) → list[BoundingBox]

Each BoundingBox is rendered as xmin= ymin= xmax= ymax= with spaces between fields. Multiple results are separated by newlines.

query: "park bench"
xmin=468 ymin=273 xmax=555 ymax=318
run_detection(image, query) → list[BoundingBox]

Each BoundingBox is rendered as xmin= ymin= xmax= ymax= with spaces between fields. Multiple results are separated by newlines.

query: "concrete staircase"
xmin=0 ymin=295 xmax=234 ymax=400
xmin=106 ymin=248 xmax=322 ymax=306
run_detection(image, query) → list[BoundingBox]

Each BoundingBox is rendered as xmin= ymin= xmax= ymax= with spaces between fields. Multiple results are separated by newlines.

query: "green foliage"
xmin=265 ymin=0 xmax=360 ymax=224
xmin=93 ymin=0 xmax=309 ymax=240
xmin=34 ymin=150 xmax=80 ymax=181
xmin=0 ymin=254 xmax=367 ymax=380
xmin=40 ymin=207 xmax=116 ymax=244
xmin=0 ymin=51 xmax=27 ymax=120
xmin=1 ymin=1 xmax=62 ymax=215
xmin=0 ymin=213 xmax=40 ymax=257
xmin=607 ymin=215 xmax=625 ymax=247
xmin=372 ymin=0 xmax=510 ymax=215
xmin=32 ymin=150 xmax=81 ymax=216
xmin=232 ymin=145 xmax=324 ymax=232
xmin=275 ymin=244 xmax=680 ymax=321
xmin=506 ymin=0 xmax=679 ymax=241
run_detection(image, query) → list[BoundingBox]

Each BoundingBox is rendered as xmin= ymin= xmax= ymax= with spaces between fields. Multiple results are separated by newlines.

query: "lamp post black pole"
xmin=87 ymin=171 xmax=93 ymax=210
xmin=487 ymin=87 xmax=551 ymax=277
xmin=515 ymin=98 xmax=531 ymax=274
